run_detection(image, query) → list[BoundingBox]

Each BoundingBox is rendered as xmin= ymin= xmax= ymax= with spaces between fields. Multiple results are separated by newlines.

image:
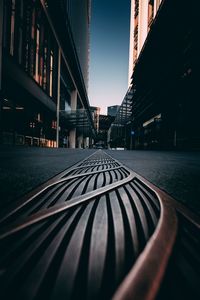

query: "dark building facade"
xmin=96 ymin=114 xmax=115 ymax=148
xmin=130 ymin=0 xmax=197 ymax=150
xmin=108 ymin=89 xmax=133 ymax=149
xmin=114 ymin=0 xmax=198 ymax=150
xmin=0 ymin=0 xmax=95 ymax=147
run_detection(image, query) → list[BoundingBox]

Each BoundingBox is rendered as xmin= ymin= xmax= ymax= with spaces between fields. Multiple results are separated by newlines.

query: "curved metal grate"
xmin=0 ymin=150 xmax=162 ymax=300
xmin=0 ymin=153 xmax=130 ymax=227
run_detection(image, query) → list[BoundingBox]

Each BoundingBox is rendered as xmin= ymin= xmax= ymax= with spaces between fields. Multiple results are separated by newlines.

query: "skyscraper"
xmin=128 ymin=0 xmax=163 ymax=85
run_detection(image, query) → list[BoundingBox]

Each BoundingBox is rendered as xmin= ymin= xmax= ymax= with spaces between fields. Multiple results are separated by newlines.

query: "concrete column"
xmin=77 ymin=134 xmax=83 ymax=149
xmin=83 ymin=137 xmax=89 ymax=148
xmin=69 ymin=128 xmax=76 ymax=148
xmin=69 ymin=89 xmax=78 ymax=148
xmin=138 ymin=0 xmax=148 ymax=55
xmin=56 ymin=49 xmax=61 ymax=148
xmin=90 ymin=137 xmax=94 ymax=148
xmin=71 ymin=89 xmax=77 ymax=110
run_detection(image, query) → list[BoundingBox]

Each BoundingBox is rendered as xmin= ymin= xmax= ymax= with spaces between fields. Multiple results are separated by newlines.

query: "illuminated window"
xmin=36 ymin=113 xmax=41 ymax=122
xmin=50 ymin=50 xmax=53 ymax=97
xmin=30 ymin=122 xmax=35 ymax=128
xmin=29 ymin=7 xmax=36 ymax=76
xmin=52 ymin=120 xmax=57 ymax=129
xmin=35 ymin=27 xmax=40 ymax=83
xmin=43 ymin=38 xmax=48 ymax=90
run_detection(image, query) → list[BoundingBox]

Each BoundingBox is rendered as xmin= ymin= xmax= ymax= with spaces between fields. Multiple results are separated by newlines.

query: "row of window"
xmin=133 ymin=0 xmax=157 ymax=67
xmin=3 ymin=0 xmax=58 ymax=100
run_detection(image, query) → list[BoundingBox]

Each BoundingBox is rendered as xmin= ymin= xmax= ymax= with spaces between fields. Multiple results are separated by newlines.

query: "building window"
xmin=29 ymin=6 xmax=36 ymax=76
xmin=148 ymin=0 xmax=154 ymax=31
xmin=135 ymin=0 xmax=139 ymax=18
xmin=50 ymin=50 xmax=53 ymax=97
xmin=10 ymin=0 xmax=16 ymax=56
xmin=52 ymin=120 xmax=57 ymax=129
xmin=35 ymin=26 xmax=40 ymax=83
xmin=23 ymin=2 xmax=31 ymax=72
xmin=43 ymin=37 xmax=48 ymax=90
xmin=133 ymin=0 xmax=139 ymax=66
xmin=18 ymin=0 xmax=24 ymax=65
xmin=3 ymin=0 xmax=58 ymax=102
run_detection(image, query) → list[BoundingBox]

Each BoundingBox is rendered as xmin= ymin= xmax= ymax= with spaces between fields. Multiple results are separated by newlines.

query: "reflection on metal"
xmin=0 ymin=150 xmax=190 ymax=300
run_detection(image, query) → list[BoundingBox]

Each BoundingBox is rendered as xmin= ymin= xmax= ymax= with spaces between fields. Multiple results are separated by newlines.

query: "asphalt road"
xmin=0 ymin=146 xmax=95 ymax=208
xmin=0 ymin=146 xmax=200 ymax=215
xmin=107 ymin=150 xmax=200 ymax=215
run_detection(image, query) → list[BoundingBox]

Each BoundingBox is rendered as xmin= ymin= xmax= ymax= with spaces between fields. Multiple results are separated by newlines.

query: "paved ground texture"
xmin=0 ymin=146 xmax=199 ymax=215
xmin=0 ymin=146 xmax=95 ymax=208
xmin=107 ymin=150 xmax=200 ymax=215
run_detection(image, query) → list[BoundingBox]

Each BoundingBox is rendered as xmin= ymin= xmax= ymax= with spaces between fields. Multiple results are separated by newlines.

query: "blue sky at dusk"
xmin=89 ymin=0 xmax=131 ymax=115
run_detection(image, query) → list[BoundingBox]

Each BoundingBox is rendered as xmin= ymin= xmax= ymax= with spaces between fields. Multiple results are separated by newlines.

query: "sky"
xmin=88 ymin=0 xmax=131 ymax=115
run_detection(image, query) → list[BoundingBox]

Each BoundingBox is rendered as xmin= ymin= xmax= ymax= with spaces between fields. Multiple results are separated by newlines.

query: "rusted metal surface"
xmin=0 ymin=150 xmax=198 ymax=299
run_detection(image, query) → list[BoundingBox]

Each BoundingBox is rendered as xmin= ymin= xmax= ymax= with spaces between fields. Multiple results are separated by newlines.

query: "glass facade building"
xmin=0 ymin=0 xmax=94 ymax=147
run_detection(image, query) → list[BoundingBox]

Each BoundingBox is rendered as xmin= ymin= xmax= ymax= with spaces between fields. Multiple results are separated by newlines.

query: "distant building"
xmin=107 ymin=89 xmax=133 ymax=149
xmin=96 ymin=114 xmax=115 ymax=147
xmin=90 ymin=106 xmax=100 ymax=132
xmin=107 ymin=105 xmax=120 ymax=117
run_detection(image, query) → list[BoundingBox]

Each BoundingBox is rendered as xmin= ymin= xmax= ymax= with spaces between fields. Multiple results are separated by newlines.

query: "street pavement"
xmin=0 ymin=146 xmax=199 ymax=215
xmin=107 ymin=150 xmax=200 ymax=215
xmin=0 ymin=146 xmax=95 ymax=209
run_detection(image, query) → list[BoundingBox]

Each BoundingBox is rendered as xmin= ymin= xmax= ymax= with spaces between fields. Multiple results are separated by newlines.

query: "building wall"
xmin=129 ymin=0 xmax=197 ymax=150
xmin=2 ymin=0 xmax=58 ymax=100
xmin=1 ymin=0 xmax=58 ymax=146
xmin=0 ymin=0 xmax=93 ymax=147
xmin=128 ymin=0 xmax=163 ymax=85
xmin=65 ymin=0 xmax=90 ymax=90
